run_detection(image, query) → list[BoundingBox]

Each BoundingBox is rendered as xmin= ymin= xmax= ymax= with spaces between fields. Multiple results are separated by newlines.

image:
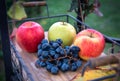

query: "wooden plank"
xmin=22 ymin=1 xmax=47 ymax=7
xmin=15 ymin=43 xmax=84 ymax=81
xmin=14 ymin=32 xmax=106 ymax=81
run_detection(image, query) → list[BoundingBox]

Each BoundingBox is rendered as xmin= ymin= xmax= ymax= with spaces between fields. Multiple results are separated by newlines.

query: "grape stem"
xmin=40 ymin=54 xmax=79 ymax=62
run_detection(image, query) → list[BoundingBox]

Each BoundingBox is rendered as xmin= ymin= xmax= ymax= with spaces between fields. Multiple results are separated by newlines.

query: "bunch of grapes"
xmin=35 ymin=39 xmax=83 ymax=75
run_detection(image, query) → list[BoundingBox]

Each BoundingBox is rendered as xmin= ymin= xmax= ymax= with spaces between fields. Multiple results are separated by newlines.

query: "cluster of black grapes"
xmin=35 ymin=39 xmax=82 ymax=75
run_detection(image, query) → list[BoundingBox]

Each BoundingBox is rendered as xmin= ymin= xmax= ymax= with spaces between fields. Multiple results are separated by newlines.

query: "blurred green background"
xmin=0 ymin=0 xmax=120 ymax=81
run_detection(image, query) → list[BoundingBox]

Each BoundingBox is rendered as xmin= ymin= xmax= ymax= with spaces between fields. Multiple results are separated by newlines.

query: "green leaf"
xmin=7 ymin=1 xmax=27 ymax=20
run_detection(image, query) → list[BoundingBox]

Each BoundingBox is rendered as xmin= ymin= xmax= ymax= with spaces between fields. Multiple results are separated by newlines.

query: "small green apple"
xmin=48 ymin=22 xmax=76 ymax=46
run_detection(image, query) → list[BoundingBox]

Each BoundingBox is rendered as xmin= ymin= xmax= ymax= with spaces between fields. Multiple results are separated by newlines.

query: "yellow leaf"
xmin=7 ymin=1 xmax=27 ymax=20
xmin=73 ymin=66 xmax=116 ymax=81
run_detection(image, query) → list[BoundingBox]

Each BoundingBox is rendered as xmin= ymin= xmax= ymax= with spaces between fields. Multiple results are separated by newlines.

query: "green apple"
xmin=48 ymin=22 xmax=76 ymax=46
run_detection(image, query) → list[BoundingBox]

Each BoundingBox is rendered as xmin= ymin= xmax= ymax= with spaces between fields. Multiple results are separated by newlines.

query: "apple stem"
xmin=63 ymin=21 xmax=65 ymax=25
xmin=89 ymin=33 xmax=94 ymax=38
xmin=90 ymin=33 xmax=93 ymax=37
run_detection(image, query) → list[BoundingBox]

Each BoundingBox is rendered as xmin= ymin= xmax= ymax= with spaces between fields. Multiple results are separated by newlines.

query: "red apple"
xmin=16 ymin=21 xmax=44 ymax=53
xmin=73 ymin=29 xmax=105 ymax=60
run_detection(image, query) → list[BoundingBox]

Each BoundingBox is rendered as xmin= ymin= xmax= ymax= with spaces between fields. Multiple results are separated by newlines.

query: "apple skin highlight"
xmin=73 ymin=29 xmax=105 ymax=60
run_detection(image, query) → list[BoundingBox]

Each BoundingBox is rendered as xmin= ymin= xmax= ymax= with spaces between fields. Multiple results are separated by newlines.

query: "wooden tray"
xmin=14 ymin=32 xmax=105 ymax=81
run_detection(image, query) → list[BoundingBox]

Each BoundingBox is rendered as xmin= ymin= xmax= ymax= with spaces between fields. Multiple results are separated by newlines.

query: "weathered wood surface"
xmin=14 ymin=32 xmax=105 ymax=81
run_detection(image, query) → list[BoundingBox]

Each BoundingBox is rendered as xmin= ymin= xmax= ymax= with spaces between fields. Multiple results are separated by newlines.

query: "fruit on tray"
xmin=73 ymin=29 xmax=105 ymax=60
xmin=73 ymin=67 xmax=116 ymax=81
xmin=35 ymin=39 xmax=82 ymax=74
xmin=16 ymin=21 xmax=44 ymax=53
xmin=48 ymin=22 xmax=76 ymax=46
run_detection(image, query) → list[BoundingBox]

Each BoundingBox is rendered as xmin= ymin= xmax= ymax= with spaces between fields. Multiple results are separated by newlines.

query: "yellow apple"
xmin=48 ymin=22 xmax=76 ymax=46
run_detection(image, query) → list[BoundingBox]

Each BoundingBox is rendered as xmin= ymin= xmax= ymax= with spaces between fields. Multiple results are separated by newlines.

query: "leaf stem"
xmin=77 ymin=0 xmax=86 ymax=30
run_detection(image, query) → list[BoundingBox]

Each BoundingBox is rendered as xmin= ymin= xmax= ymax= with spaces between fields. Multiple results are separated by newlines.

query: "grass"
xmin=85 ymin=0 xmax=120 ymax=38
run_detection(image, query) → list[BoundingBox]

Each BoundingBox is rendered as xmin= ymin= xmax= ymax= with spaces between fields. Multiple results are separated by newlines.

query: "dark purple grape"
xmin=36 ymin=38 xmax=83 ymax=75
xmin=49 ymin=50 xmax=56 ymax=56
xmin=42 ymin=43 xmax=50 ymax=50
xmin=35 ymin=59 xmax=41 ymax=67
xmin=56 ymin=39 xmax=63 ymax=45
xmin=62 ymin=58 xmax=69 ymax=64
xmin=38 ymin=44 xmax=42 ymax=49
xmin=52 ymin=42 xmax=59 ymax=48
xmin=41 ymin=39 xmax=48 ymax=44
xmin=54 ymin=54 xmax=60 ymax=59
xmin=70 ymin=63 xmax=78 ymax=71
xmin=39 ymin=56 xmax=44 ymax=61
xmin=64 ymin=46 xmax=70 ymax=49
xmin=73 ymin=53 xmax=79 ymax=58
xmin=50 ymin=66 xmax=59 ymax=74
xmin=56 ymin=46 xmax=63 ymax=53
xmin=42 ymin=51 xmax=49 ymax=58
xmin=60 ymin=49 xmax=65 ymax=56
xmin=60 ymin=63 xmax=70 ymax=72
xmin=75 ymin=60 xmax=82 ymax=67
xmin=46 ymin=63 xmax=53 ymax=72
xmin=49 ymin=40 xmax=55 ymax=45
xmin=70 ymin=45 xmax=80 ymax=53
xmin=37 ymin=49 xmax=42 ymax=57
xmin=39 ymin=61 xmax=46 ymax=67
xmin=64 ymin=46 xmax=71 ymax=55
xmin=57 ymin=61 xmax=62 ymax=68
